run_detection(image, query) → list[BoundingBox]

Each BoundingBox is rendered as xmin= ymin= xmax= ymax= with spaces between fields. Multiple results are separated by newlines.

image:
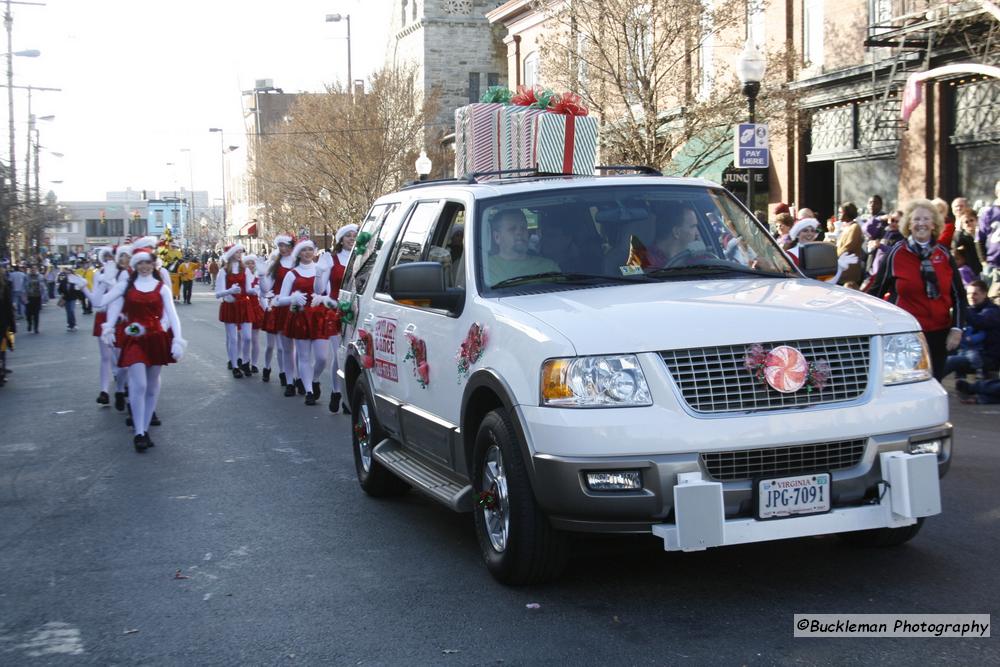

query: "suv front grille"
xmin=702 ymin=439 xmax=867 ymax=481
xmin=660 ymin=336 xmax=871 ymax=414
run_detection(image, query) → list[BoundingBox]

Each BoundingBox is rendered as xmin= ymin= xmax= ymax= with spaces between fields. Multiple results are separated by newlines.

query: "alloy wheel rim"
xmin=357 ymin=401 xmax=372 ymax=473
xmin=481 ymin=445 xmax=510 ymax=553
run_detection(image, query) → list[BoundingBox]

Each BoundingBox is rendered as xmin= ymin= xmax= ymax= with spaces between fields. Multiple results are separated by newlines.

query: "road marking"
xmin=11 ymin=622 xmax=84 ymax=657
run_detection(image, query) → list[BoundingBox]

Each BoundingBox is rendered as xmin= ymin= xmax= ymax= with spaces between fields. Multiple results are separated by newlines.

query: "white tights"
xmin=264 ymin=333 xmax=279 ymax=371
xmin=225 ymin=323 xmax=253 ymax=367
xmin=328 ymin=335 xmax=342 ymax=395
xmin=113 ymin=348 xmax=127 ymax=393
xmin=249 ymin=327 xmax=260 ymax=367
xmin=126 ymin=363 xmax=161 ymax=436
xmin=98 ymin=339 xmax=114 ymax=394
xmin=279 ymin=334 xmax=297 ymax=380
xmin=293 ymin=338 xmax=328 ymax=389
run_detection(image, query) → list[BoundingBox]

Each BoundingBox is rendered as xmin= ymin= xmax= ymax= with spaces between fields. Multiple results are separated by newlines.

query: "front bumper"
xmin=529 ymin=424 xmax=951 ymax=534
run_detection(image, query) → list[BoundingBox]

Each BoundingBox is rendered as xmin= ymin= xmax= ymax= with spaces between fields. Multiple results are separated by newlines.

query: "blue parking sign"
xmin=734 ymin=123 xmax=769 ymax=169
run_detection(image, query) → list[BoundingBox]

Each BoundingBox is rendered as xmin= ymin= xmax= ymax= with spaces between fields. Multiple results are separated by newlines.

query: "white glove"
xmin=171 ymin=337 xmax=188 ymax=361
xmin=228 ymin=284 xmax=242 ymax=295
xmin=837 ymin=253 xmax=859 ymax=270
xmin=290 ymin=291 xmax=308 ymax=307
xmin=222 ymin=294 xmax=235 ymax=303
xmin=68 ymin=274 xmax=87 ymax=288
xmin=100 ymin=323 xmax=116 ymax=346
xmin=311 ymin=294 xmax=330 ymax=308
xmin=246 ymin=286 xmax=259 ymax=296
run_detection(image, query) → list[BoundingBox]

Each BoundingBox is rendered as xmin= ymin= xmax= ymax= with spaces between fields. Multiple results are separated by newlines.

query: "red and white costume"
xmin=264 ymin=234 xmax=299 ymax=389
xmin=214 ymin=243 xmax=254 ymax=374
xmin=317 ymin=223 xmax=357 ymax=413
xmin=276 ymin=240 xmax=329 ymax=402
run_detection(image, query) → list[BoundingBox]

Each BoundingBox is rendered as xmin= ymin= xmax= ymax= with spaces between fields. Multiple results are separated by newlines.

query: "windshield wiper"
xmin=490 ymin=271 xmax=650 ymax=289
xmin=645 ymin=264 xmax=788 ymax=279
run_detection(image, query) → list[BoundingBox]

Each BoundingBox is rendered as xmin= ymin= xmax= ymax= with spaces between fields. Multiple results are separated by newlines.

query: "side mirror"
xmin=388 ymin=262 xmax=465 ymax=312
xmin=797 ymin=242 xmax=839 ymax=279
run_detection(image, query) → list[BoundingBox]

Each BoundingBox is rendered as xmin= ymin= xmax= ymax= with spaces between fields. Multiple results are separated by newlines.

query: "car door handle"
xmin=403 ymin=323 xmax=417 ymax=334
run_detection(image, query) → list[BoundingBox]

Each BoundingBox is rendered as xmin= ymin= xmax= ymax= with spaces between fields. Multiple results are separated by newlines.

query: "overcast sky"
xmin=5 ymin=0 xmax=392 ymax=202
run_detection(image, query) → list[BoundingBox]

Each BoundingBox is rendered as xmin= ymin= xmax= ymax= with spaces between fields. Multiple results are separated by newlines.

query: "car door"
xmin=375 ymin=198 xmax=469 ymax=468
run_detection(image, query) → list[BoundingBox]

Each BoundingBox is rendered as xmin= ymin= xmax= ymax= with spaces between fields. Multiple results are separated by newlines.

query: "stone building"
xmin=388 ymin=0 xmax=508 ymax=127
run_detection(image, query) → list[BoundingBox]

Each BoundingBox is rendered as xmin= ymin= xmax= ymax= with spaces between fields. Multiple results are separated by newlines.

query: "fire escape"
xmin=862 ymin=0 xmax=991 ymax=150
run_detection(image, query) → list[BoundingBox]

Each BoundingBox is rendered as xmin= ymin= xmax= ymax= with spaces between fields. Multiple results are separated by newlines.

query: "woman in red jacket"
xmin=868 ymin=199 xmax=965 ymax=379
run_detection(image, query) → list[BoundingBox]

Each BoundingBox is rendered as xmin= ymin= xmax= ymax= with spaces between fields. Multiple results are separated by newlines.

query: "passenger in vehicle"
xmin=648 ymin=204 xmax=705 ymax=268
xmin=485 ymin=209 xmax=560 ymax=285
xmin=538 ymin=211 xmax=603 ymax=275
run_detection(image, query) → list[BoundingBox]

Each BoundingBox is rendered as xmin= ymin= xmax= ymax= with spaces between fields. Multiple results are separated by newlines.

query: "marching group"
xmin=770 ymin=188 xmax=1000 ymax=403
xmin=211 ymin=227 xmax=358 ymax=413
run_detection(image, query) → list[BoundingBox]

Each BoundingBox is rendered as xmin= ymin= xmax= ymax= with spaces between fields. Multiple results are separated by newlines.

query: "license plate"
xmin=756 ymin=472 xmax=831 ymax=520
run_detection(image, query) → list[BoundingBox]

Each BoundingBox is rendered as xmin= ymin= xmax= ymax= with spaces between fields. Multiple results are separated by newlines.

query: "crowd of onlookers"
xmin=764 ymin=185 xmax=1000 ymax=404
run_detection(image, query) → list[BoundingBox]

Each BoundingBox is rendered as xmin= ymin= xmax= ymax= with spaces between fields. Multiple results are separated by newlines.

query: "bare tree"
xmin=536 ymin=0 xmax=788 ymax=174
xmin=254 ymin=64 xmax=439 ymax=242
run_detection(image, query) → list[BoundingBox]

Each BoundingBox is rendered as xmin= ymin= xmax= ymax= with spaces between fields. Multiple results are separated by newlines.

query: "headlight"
xmin=883 ymin=333 xmax=931 ymax=385
xmin=541 ymin=355 xmax=652 ymax=407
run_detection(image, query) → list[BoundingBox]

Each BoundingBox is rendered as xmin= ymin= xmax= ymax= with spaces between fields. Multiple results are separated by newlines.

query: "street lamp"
xmin=325 ymin=13 xmax=352 ymax=95
xmin=180 ymin=148 xmax=196 ymax=239
xmin=736 ymin=38 xmax=766 ymax=213
xmin=208 ymin=128 xmax=231 ymax=233
xmin=415 ymin=150 xmax=432 ymax=181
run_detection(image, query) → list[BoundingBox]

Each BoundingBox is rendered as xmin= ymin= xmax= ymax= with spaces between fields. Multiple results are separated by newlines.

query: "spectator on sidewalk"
xmin=835 ymin=202 xmax=864 ymax=287
xmin=208 ymin=258 xmax=220 ymax=287
xmin=860 ymin=195 xmax=888 ymax=240
xmin=933 ymin=197 xmax=956 ymax=247
xmin=953 ymin=210 xmax=983 ymax=281
xmin=8 ymin=264 xmax=26 ymax=320
xmin=976 ymin=180 xmax=1000 ymax=300
xmin=57 ymin=265 xmax=84 ymax=331
xmin=0 ymin=265 xmax=14 ymax=385
xmin=24 ymin=265 xmax=45 ymax=334
xmin=178 ymin=256 xmax=198 ymax=304
xmin=943 ymin=280 xmax=1000 ymax=380
xmin=44 ymin=263 xmax=58 ymax=299
xmin=955 ymin=378 xmax=1000 ymax=404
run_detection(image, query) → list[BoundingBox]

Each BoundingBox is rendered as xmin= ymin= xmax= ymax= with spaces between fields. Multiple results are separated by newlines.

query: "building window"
xmin=523 ymin=52 xmax=539 ymax=88
xmin=155 ymin=210 xmax=164 ymax=227
xmin=108 ymin=219 xmax=124 ymax=237
xmin=487 ymin=72 xmax=500 ymax=88
xmin=468 ymin=72 xmax=480 ymax=103
xmin=401 ymin=0 xmax=407 ymax=25
xmin=697 ymin=3 xmax=715 ymax=100
xmin=412 ymin=0 xmax=418 ymax=21
xmin=803 ymin=0 xmax=824 ymax=68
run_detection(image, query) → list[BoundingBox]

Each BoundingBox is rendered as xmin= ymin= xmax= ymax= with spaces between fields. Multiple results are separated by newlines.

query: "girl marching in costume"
xmin=215 ymin=243 xmax=254 ymax=378
xmin=131 ymin=236 xmax=173 ymax=284
xmin=101 ymin=250 xmax=186 ymax=452
xmin=74 ymin=247 xmax=117 ymax=405
xmin=276 ymin=239 xmax=329 ymax=405
xmin=243 ymin=254 xmax=265 ymax=375
xmin=264 ymin=234 xmax=302 ymax=395
xmin=258 ymin=250 xmax=281 ymax=383
xmin=320 ymin=224 xmax=357 ymax=413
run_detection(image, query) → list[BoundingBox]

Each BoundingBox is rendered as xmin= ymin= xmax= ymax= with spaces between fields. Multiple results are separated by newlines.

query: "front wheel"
xmin=472 ymin=409 xmax=567 ymax=585
xmin=351 ymin=378 xmax=409 ymax=497
xmin=838 ymin=518 xmax=924 ymax=547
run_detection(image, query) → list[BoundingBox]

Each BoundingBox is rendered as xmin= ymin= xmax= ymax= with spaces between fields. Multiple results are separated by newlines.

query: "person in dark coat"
xmin=0 ymin=265 xmax=16 ymax=386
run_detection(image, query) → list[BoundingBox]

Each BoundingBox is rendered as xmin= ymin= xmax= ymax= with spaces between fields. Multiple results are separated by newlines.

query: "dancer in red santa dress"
xmin=258 ymin=250 xmax=281 ymax=383
xmin=319 ymin=224 xmax=357 ymax=413
xmin=243 ymin=254 xmax=265 ymax=375
xmin=276 ymin=239 xmax=329 ymax=406
xmin=263 ymin=234 xmax=302 ymax=395
xmin=130 ymin=236 xmax=173 ymax=283
xmin=215 ymin=243 xmax=254 ymax=378
xmin=101 ymin=250 xmax=186 ymax=452
xmin=70 ymin=246 xmax=118 ymax=406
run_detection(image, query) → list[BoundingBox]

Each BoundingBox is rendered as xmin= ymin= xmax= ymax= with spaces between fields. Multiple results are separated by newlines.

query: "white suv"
xmin=335 ymin=172 xmax=949 ymax=585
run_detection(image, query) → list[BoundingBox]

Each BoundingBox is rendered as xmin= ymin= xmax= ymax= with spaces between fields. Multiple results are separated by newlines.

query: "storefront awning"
xmin=237 ymin=222 xmax=258 ymax=238
xmin=665 ymin=131 xmax=732 ymax=186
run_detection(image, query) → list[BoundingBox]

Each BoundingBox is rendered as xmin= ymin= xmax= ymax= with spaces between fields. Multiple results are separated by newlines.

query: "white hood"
xmin=499 ymin=279 xmax=919 ymax=356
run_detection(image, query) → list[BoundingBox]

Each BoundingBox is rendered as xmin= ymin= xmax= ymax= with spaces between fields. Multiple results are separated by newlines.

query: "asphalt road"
xmin=0 ymin=284 xmax=997 ymax=665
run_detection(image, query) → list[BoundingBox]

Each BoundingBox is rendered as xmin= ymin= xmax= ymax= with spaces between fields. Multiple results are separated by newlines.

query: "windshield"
xmin=475 ymin=184 xmax=796 ymax=291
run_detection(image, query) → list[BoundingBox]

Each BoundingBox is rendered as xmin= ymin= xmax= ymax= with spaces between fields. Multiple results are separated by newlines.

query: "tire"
xmin=472 ymin=409 xmax=567 ymax=585
xmin=838 ymin=517 xmax=924 ymax=547
xmin=351 ymin=377 xmax=409 ymax=497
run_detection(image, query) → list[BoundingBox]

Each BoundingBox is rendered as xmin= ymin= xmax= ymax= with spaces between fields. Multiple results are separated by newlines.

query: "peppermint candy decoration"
xmin=762 ymin=345 xmax=808 ymax=393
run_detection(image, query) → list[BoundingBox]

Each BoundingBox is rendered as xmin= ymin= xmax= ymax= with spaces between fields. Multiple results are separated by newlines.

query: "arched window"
xmin=523 ymin=52 xmax=540 ymax=88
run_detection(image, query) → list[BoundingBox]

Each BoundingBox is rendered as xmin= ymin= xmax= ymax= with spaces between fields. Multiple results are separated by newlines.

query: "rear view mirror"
xmin=797 ymin=242 xmax=839 ymax=279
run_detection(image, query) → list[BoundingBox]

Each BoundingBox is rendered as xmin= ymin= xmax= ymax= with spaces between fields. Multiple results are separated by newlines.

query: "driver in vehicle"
xmin=648 ymin=204 xmax=707 ymax=268
xmin=486 ymin=209 xmax=561 ymax=285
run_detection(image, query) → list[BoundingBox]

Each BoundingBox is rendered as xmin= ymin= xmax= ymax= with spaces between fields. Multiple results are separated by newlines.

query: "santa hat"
xmin=221 ymin=243 xmax=244 ymax=263
xmin=132 ymin=236 xmax=157 ymax=250
xmin=94 ymin=246 xmax=113 ymax=261
xmin=789 ymin=218 xmax=820 ymax=240
xmin=115 ymin=244 xmax=133 ymax=261
xmin=335 ymin=224 xmax=358 ymax=244
xmin=273 ymin=233 xmax=294 ymax=247
xmin=291 ymin=239 xmax=316 ymax=261
xmin=129 ymin=250 xmax=155 ymax=268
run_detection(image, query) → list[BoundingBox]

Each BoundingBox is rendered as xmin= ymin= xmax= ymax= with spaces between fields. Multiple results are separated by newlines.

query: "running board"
xmin=373 ymin=439 xmax=474 ymax=512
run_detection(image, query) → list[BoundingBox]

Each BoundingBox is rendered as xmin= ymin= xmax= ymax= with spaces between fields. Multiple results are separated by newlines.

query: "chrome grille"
xmin=702 ymin=439 xmax=867 ymax=481
xmin=661 ymin=336 xmax=871 ymax=413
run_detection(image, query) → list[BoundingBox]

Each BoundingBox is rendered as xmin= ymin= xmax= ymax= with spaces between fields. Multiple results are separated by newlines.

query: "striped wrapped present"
xmin=528 ymin=107 xmax=599 ymax=175
xmin=454 ymin=103 xmax=504 ymax=180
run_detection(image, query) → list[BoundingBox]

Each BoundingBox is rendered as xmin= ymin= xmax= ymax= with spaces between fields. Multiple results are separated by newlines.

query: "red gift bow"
xmin=548 ymin=92 xmax=589 ymax=116
xmin=510 ymin=85 xmax=537 ymax=106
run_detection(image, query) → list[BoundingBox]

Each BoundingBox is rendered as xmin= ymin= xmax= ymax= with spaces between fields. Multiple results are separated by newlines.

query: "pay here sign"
xmin=734 ymin=123 xmax=769 ymax=169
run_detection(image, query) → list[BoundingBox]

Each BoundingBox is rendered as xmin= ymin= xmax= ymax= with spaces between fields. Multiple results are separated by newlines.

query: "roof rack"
xmin=397 ymin=165 xmax=664 ymax=190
